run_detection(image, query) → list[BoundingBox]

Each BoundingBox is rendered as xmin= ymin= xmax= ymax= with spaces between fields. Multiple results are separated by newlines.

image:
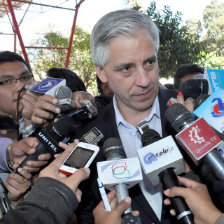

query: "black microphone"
xmin=165 ymin=103 xmax=224 ymax=180
xmin=140 ymin=128 xmax=194 ymax=224
xmin=16 ymin=116 xmax=77 ymax=171
xmin=194 ymin=94 xmax=210 ymax=110
xmin=181 ymin=79 xmax=208 ymax=99
xmin=103 ymin=138 xmax=141 ymax=224
xmin=0 ymin=178 xmax=12 ymax=215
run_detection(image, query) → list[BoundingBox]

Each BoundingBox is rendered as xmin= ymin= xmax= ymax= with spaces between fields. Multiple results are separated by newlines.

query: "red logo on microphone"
xmin=176 ymin=118 xmax=222 ymax=164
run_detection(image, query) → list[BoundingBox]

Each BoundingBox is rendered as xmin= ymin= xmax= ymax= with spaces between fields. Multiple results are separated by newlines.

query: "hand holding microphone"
xmin=93 ymin=190 xmax=139 ymax=224
xmin=163 ymin=176 xmax=222 ymax=224
xmin=136 ymin=126 xmax=193 ymax=224
xmin=97 ymin=137 xmax=142 ymax=224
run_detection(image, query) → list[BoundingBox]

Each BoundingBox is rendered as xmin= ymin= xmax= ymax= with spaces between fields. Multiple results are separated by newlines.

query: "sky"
xmin=0 ymin=0 xmax=214 ymax=52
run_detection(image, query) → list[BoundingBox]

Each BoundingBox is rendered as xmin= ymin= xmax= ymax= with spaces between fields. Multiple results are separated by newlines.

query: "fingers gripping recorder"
xmin=61 ymin=99 xmax=98 ymax=120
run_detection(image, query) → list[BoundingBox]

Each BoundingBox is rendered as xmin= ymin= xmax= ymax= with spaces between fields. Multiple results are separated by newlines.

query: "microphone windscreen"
xmin=165 ymin=103 xmax=195 ymax=132
xmin=181 ymin=79 xmax=208 ymax=99
xmin=194 ymin=94 xmax=210 ymax=110
xmin=141 ymin=128 xmax=161 ymax=147
xmin=103 ymin=137 xmax=126 ymax=160
xmin=55 ymin=86 xmax=72 ymax=99
xmin=53 ymin=116 xmax=77 ymax=136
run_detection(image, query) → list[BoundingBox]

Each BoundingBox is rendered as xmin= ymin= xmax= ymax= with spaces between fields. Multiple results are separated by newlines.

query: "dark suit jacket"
xmin=75 ymin=88 xmax=190 ymax=224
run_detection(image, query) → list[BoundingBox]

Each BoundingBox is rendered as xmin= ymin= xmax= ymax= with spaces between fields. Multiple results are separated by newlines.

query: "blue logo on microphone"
xmin=30 ymin=78 xmax=63 ymax=93
xmin=144 ymin=153 xmax=157 ymax=164
xmin=211 ymin=98 xmax=224 ymax=117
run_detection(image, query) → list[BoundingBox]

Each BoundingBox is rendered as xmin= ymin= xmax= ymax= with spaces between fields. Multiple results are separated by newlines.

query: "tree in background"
xmin=200 ymin=0 xmax=224 ymax=69
xmin=202 ymin=0 xmax=224 ymax=54
xmin=178 ymin=0 xmax=224 ymax=69
xmin=136 ymin=1 xmax=205 ymax=78
xmin=29 ymin=0 xmax=224 ymax=89
xmin=28 ymin=26 xmax=97 ymax=93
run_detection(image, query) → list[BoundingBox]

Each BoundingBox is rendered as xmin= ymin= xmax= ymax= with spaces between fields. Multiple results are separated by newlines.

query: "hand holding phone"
xmin=59 ymin=142 xmax=99 ymax=176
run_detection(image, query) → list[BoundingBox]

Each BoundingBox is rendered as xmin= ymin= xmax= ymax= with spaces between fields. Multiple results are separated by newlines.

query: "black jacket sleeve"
xmin=0 ymin=177 xmax=78 ymax=224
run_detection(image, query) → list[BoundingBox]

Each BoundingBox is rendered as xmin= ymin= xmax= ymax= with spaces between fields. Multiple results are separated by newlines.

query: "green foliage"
xmin=146 ymin=2 xmax=205 ymax=78
xmin=28 ymin=27 xmax=96 ymax=92
xmin=200 ymin=51 xmax=224 ymax=69
xmin=202 ymin=0 xmax=224 ymax=54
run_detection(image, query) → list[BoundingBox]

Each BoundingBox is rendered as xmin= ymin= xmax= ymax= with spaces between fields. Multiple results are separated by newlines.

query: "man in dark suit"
xmin=75 ymin=9 xmax=196 ymax=224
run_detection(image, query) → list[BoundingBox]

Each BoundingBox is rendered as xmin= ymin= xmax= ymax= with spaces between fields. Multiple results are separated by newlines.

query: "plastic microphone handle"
xmin=115 ymin=183 xmax=132 ymax=214
xmin=159 ymin=168 xmax=194 ymax=224
xmin=15 ymin=143 xmax=49 ymax=173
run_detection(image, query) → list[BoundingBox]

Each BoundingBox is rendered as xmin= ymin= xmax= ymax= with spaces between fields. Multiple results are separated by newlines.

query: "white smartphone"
xmin=59 ymin=142 xmax=99 ymax=176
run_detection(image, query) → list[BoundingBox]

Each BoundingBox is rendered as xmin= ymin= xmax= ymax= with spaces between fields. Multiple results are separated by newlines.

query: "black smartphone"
xmin=0 ymin=116 xmax=17 ymax=130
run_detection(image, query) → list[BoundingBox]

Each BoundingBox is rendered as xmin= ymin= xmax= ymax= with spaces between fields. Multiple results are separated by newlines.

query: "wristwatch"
xmin=6 ymin=144 xmax=14 ymax=170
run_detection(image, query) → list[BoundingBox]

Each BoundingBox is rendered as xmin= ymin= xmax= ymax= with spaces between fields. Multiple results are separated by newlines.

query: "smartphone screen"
xmin=64 ymin=146 xmax=95 ymax=169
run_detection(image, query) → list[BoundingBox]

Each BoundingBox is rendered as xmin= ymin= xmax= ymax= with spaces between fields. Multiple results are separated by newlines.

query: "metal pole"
xmin=6 ymin=0 xmax=30 ymax=65
xmin=65 ymin=0 xmax=85 ymax=68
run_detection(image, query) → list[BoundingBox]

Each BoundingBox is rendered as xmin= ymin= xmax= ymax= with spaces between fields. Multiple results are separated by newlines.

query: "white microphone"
xmin=97 ymin=138 xmax=142 ymax=224
xmin=137 ymin=128 xmax=193 ymax=224
xmin=97 ymin=139 xmax=142 ymax=190
xmin=29 ymin=77 xmax=73 ymax=112
xmin=165 ymin=103 xmax=224 ymax=180
xmin=137 ymin=133 xmax=185 ymax=186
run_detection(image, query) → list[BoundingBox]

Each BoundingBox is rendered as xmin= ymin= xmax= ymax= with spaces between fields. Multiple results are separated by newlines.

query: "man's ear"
xmin=94 ymin=65 xmax=108 ymax=83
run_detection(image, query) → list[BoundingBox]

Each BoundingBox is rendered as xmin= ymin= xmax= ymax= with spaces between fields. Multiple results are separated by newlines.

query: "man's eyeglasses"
xmin=0 ymin=75 xmax=33 ymax=86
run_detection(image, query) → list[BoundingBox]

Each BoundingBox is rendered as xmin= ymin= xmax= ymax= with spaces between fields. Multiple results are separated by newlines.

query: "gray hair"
xmin=90 ymin=9 xmax=160 ymax=67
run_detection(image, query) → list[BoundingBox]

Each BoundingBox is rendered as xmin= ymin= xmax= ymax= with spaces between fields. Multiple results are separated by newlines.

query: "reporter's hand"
xmin=0 ymin=130 xmax=7 ymax=135
xmin=93 ymin=191 xmax=139 ymax=224
xmin=20 ymin=90 xmax=38 ymax=122
xmin=39 ymin=142 xmax=90 ymax=201
xmin=10 ymin=137 xmax=51 ymax=173
xmin=163 ymin=176 xmax=222 ymax=224
xmin=5 ymin=169 xmax=31 ymax=205
xmin=31 ymin=95 xmax=60 ymax=126
xmin=72 ymin=91 xmax=98 ymax=118
xmin=177 ymin=92 xmax=195 ymax=112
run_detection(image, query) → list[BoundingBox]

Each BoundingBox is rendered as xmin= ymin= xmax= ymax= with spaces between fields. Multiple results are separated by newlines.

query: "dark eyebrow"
xmin=143 ymin=55 xmax=157 ymax=64
xmin=114 ymin=63 xmax=134 ymax=71
xmin=0 ymin=70 xmax=31 ymax=80
xmin=20 ymin=71 xmax=31 ymax=76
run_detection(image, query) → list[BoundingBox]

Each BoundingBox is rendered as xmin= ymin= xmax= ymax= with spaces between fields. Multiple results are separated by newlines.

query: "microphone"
xmin=181 ymin=78 xmax=208 ymax=99
xmin=137 ymin=128 xmax=193 ymax=224
xmin=16 ymin=115 xmax=77 ymax=171
xmin=0 ymin=178 xmax=12 ymax=215
xmin=194 ymin=94 xmax=210 ymax=110
xmin=165 ymin=103 xmax=224 ymax=180
xmin=102 ymin=137 xmax=142 ymax=224
xmin=29 ymin=77 xmax=66 ymax=96
xmin=54 ymin=86 xmax=73 ymax=112
xmin=29 ymin=77 xmax=74 ymax=112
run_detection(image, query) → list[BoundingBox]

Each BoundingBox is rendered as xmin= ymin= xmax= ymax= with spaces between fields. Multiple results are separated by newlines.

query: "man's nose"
xmin=14 ymin=79 xmax=25 ymax=91
xmin=135 ymin=67 xmax=150 ymax=87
